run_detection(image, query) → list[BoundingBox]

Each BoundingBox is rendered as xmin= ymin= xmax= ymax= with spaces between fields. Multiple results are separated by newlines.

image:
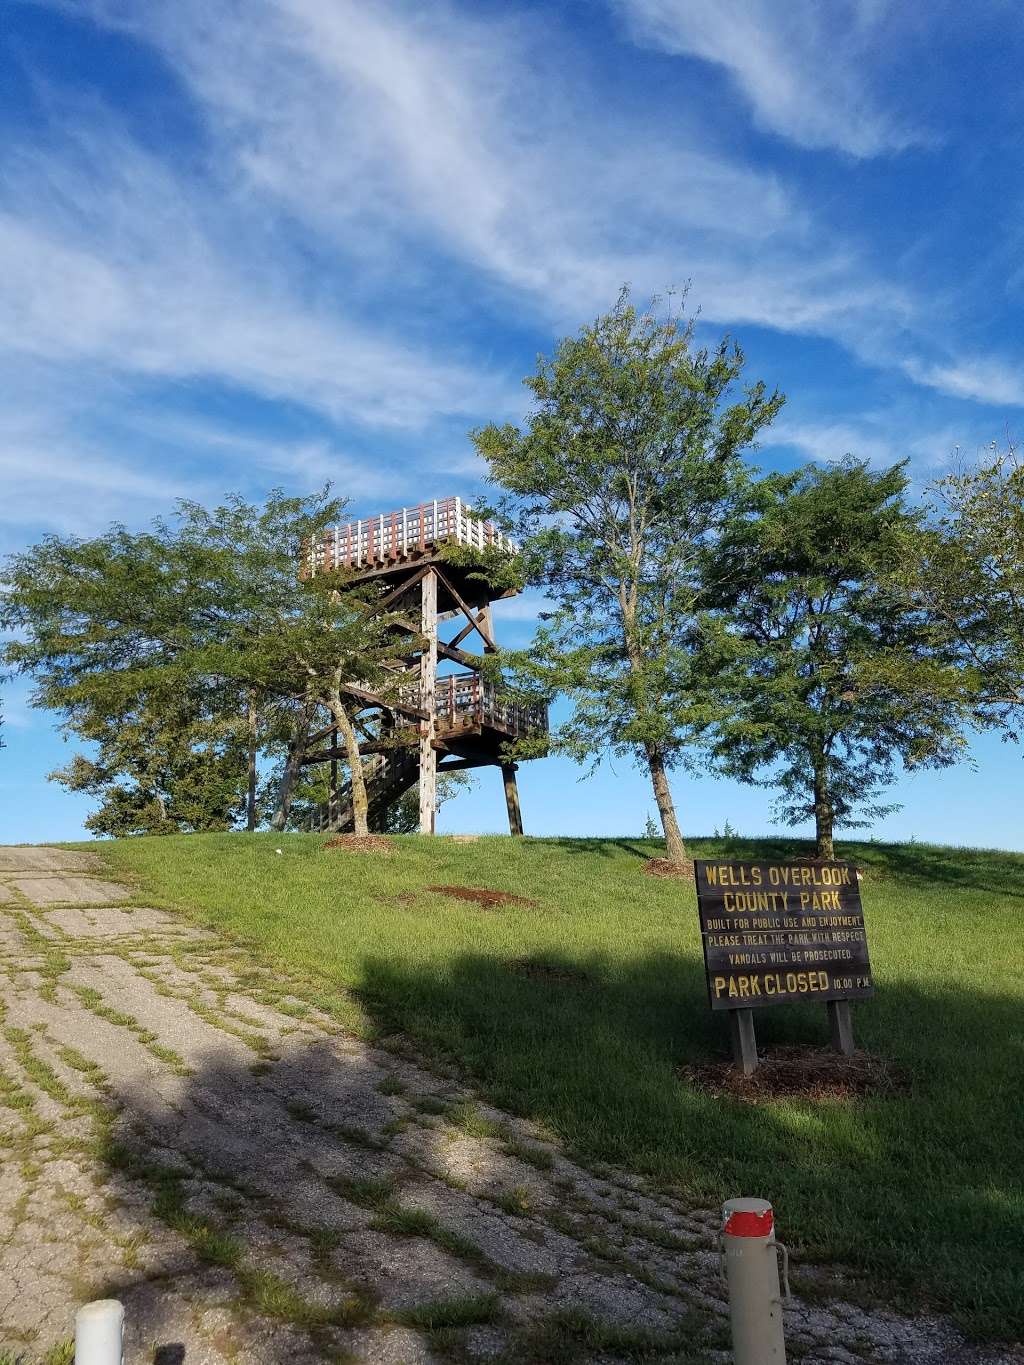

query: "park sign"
xmin=694 ymin=858 xmax=874 ymax=1012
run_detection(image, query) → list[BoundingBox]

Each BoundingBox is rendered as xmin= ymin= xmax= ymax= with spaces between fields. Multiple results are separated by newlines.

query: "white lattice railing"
xmin=306 ymin=496 xmax=515 ymax=574
xmin=398 ymin=673 xmax=546 ymax=739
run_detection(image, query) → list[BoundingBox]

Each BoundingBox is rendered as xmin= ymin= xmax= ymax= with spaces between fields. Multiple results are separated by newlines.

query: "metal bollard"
xmin=721 ymin=1197 xmax=788 ymax=1365
xmin=75 ymin=1299 xmax=124 ymax=1365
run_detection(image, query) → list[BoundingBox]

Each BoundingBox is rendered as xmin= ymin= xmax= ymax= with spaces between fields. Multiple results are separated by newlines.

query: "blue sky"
xmin=1 ymin=0 xmax=1022 ymax=848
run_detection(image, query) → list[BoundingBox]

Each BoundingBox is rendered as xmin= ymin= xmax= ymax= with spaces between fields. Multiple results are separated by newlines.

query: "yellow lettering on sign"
xmin=713 ymin=976 xmax=727 ymax=997
xmin=706 ymin=866 xmax=719 ymax=886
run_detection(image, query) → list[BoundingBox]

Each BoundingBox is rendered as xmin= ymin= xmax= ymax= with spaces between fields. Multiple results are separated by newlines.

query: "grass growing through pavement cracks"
xmin=84 ymin=830 xmax=1024 ymax=1339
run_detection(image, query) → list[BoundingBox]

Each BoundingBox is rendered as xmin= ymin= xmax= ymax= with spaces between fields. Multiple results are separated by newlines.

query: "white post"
xmin=75 ymin=1299 xmax=124 ymax=1365
xmin=419 ymin=568 xmax=438 ymax=834
xmin=722 ymin=1198 xmax=786 ymax=1365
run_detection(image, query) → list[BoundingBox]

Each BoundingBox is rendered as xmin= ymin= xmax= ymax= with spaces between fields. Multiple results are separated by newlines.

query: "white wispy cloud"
xmin=66 ymin=0 xmax=1004 ymax=409
xmin=902 ymin=357 xmax=1024 ymax=408
xmin=610 ymin=0 xmax=924 ymax=157
xmin=66 ymin=0 xmax=799 ymax=305
xmin=0 ymin=401 xmax=199 ymax=540
xmin=0 ymin=111 xmax=511 ymax=431
xmin=6 ymin=0 xmax=1021 ymax=498
xmin=764 ymin=414 xmax=1001 ymax=480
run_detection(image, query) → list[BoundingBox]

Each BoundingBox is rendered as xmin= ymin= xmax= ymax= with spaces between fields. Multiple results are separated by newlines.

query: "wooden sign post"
xmin=693 ymin=859 xmax=874 ymax=1075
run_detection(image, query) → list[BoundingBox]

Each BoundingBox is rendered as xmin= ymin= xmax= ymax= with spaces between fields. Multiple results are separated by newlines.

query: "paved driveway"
xmin=0 ymin=846 xmax=1013 ymax=1364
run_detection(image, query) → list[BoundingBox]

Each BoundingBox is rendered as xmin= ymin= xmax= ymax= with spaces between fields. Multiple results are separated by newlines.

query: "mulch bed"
xmin=642 ymin=858 xmax=696 ymax=882
xmin=679 ymin=1046 xmax=910 ymax=1102
xmin=426 ymin=884 xmax=538 ymax=908
xmin=324 ymin=834 xmax=394 ymax=854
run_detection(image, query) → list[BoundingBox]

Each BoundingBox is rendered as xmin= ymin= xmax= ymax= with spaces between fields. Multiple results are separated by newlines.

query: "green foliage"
xmin=437 ymin=539 xmax=526 ymax=597
xmin=51 ymin=692 xmax=249 ymax=837
xmin=896 ymin=442 xmax=1024 ymax=739
xmin=698 ymin=459 xmax=971 ymax=855
xmin=1 ymin=489 xmax=398 ymax=834
xmin=472 ymin=287 xmax=783 ymax=859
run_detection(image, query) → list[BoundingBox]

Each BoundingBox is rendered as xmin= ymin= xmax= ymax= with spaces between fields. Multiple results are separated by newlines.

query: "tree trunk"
xmin=271 ymin=703 xmax=311 ymax=832
xmin=813 ymin=757 xmax=835 ymax=860
xmin=645 ymin=745 xmax=687 ymax=865
xmin=329 ymin=696 xmax=369 ymax=836
xmin=246 ymin=694 xmax=258 ymax=832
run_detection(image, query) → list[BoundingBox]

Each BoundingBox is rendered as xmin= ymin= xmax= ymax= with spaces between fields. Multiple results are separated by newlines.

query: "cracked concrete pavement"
xmin=0 ymin=846 xmax=1018 ymax=1364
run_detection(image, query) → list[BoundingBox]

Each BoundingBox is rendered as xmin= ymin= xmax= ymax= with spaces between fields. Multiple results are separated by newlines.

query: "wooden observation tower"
xmin=300 ymin=496 xmax=547 ymax=835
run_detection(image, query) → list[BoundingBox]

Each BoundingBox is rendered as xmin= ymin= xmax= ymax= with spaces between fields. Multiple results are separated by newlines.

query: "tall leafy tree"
xmin=472 ymin=289 xmax=783 ymax=864
xmin=699 ymin=459 xmax=970 ymax=858
xmin=2 ymin=491 xmax=401 ymax=836
xmin=896 ymin=442 xmax=1024 ymax=740
xmin=51 ymin=678 xmax=251 ymax=837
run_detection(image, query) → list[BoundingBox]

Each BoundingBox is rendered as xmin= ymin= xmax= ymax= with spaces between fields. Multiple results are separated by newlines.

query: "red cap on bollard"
xmin=724 ymin=1207 xmax=774 ymax=1238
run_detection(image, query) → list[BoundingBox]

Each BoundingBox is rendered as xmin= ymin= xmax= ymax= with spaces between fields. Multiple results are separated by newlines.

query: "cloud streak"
xmin=4 ymin=0 xmax=1022 ymax=531
xmin=0 ymin=111 xmax=511 ymax=432
xmin=611 ymin=0 xmax=924 ymax=157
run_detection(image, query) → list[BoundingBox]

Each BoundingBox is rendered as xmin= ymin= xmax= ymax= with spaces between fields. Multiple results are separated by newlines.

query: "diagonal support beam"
xmin=433 ymin=566 xmax=497 ymax=651
xmin=341 ymin=682 xmax=427 ymax=721
xmin=367 ymin=566 xmax=430 ymax=618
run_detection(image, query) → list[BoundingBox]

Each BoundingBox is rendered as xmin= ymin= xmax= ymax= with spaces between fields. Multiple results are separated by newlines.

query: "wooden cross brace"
xmin=433 ymin=566 xmax=497 ymax=651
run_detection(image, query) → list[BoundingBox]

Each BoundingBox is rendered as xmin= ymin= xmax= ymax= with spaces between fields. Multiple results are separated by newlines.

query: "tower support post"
xmin=329 ymin=727 xmax=339 ymax=830
xmin=502 ymin=763 xmax=524 ymax=836
xmin=419 ymin=568 xmax=438 ymax=834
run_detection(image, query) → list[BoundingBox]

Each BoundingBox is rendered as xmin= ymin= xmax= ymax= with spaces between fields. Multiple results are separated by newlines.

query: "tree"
xmin=472 ymin=288 xmax=783 ymax=864
xmin=160 ymin=491 xmax=401 ymax=835
xmin=1 ymin=491 xmax=401 ymax=837
xmin=896 ymin=441 xmax=1024 ymax=740
xmin=51 ymin=680 xmax=250 ymax=837
xmin=699 ymin=459 xmax=970 ymax=858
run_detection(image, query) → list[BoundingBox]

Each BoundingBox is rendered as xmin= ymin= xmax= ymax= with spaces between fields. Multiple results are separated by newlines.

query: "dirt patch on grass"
xmin=426 ymin=884 xmax=538 ymax=908
xmin=506 ymin=956 xmax=594 ymax=987
xmin=323 ymin=834 xmax=394 ymax=854
xmin=679 ymin=1046 xmax=910 ymax=1102
xmin=642 ymin=858 xmax=695 ymax=882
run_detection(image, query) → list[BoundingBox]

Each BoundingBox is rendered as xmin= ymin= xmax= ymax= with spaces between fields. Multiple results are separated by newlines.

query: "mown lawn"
xmin=75 ymin=831 xmax=1023 ymax=1340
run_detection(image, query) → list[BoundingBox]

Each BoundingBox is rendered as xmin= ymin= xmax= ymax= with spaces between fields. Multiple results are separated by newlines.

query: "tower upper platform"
xmin=305 ymin=496 xmax=514 ymax=577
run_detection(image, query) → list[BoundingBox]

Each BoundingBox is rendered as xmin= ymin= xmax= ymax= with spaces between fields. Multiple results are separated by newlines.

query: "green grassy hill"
xmin=79 ymin=831 xmax=1024 ymax=1340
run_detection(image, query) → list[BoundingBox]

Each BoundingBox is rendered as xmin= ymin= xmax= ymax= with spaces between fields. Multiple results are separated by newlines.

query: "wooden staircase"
xmin=304 ymin=748 xmax=419 ymax=833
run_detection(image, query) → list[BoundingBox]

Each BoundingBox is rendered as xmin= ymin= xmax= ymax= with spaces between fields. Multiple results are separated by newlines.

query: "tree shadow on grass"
xmin=684 ymin=834 xmax=1024 ymax=900
xmin=516 ymin=834 xmax=1024 ymax=899
xmin=356 ymin=947 xmax=1024 ymax=1343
